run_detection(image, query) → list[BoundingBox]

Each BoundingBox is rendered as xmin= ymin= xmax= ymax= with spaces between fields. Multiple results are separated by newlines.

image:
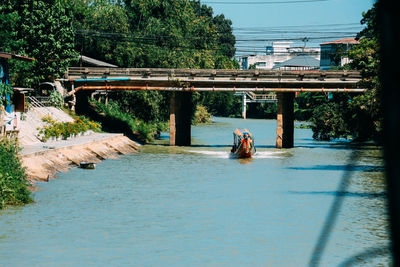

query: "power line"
xmin=75 ymin=30 xmax=355 ymax=56
xmin=75 ymin=27 xmax=358 ymax=57
xmin=235 ymin=35 xmax=356 ymax=42
xmin=76 ymin=29 xmax=355 ymax=42
xmin=233 ymin=22 xmax=361 ymax=29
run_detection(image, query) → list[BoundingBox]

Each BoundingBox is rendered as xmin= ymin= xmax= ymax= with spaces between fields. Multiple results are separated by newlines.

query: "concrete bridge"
xmin=65 ymin=67 xmax=365 ymax=148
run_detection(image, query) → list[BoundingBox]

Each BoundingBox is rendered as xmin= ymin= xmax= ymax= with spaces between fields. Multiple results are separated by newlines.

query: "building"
xmin=272 ymin=55 xmax=320 ymax=70
xmin=0 ymin=52 xmax=34 ymax=112
xmin=239 ymin=41 xmax=320 ymax=70
xmin=1 ymin=52 xmax=34 ymax=134
xmin=319 ymin=38 xmax=359 ymax=70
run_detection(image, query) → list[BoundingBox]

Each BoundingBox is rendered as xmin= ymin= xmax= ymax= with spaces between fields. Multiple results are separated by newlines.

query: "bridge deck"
xmin=66 ymin=67 xmax=366 ymax=93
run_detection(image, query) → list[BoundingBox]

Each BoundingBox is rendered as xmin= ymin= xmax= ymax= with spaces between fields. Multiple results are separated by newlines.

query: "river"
xmin=0 ymin=117 xmax=390 ymax=266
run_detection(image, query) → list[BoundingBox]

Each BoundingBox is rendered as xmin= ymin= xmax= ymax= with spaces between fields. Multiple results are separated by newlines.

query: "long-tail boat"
xmin=230 ymin=128 xmax=256 ymax=158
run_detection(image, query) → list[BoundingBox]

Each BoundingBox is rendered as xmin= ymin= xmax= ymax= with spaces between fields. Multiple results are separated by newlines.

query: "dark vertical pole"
xmin=75 ymin=91 xmax=91 ymax=115
xmin=1 ymin=58 xmax=11 ymax=113
xmin=378 ymin=0 xmax=400 ymax=264
xmin=242 ymin=93 xmax=247 ymax=119
xmin=170 ymin=91 xmax=192 ymax=146
xmin=276 ymin=92 xmax=294 ymax=148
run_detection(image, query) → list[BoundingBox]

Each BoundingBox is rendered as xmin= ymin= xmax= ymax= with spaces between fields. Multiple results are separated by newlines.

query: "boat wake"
xmin=253 ymin=151 xmax=284 ymax=159
xmin=187 ymin=150 xmax=283 ymax=159
xmin=187 ymin=150 xmax=230 ymax=158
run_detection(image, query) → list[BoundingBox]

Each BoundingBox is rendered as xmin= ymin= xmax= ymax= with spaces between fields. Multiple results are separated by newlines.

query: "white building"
xmin=319 ymin=38 xmax=359 ymax=70
xmin=239 ymin=41 xmax=320 ymax=70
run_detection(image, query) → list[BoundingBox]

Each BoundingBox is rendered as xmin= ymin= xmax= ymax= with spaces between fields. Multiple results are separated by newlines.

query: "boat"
xmin=79 ymin=161 xmax=96 ymax=169
xmin=230 ymin=128 xmax=256 ymax=158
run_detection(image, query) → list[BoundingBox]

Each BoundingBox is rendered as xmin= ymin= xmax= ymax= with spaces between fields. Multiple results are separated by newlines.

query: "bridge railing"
xmin=67 ymin=67 xmax=362 ymax=81
xmin=247 ymin=92 xmax=277 ymax=101
xmin=65 ymin=67 xmax=365 ymax=93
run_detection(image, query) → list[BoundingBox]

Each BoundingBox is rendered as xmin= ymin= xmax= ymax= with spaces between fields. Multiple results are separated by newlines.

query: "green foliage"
xmin=311 ymin=101 xmax=351 ymax=141
xmin=37 ymin=115 xmax=101 ymax=141
xmin=0 ymin=82 xmax=13 ymax=107
xmin=193 ymin=105 xmax=212 ymax=124
xmin=108 ymin=91 xmax=168 ymax=122
xmin=197 ymin=91 xmax=241 ymax=117
xmin=90 ymin=99 xmax=165 ymax=142
xmin=310 ymin=3 xmax=382 ymax=142
xmin=49 ymin=91 xmax=64 ymax=108
xmin=65 ymin=0 xmax=238 ymax=124
xmin=295 ymin=92 xmax=328 ymax=121
xmin=212 ymin=14 xmax=236 ymax=58
xmin=2 ymin=0 xmax=238 ymax=125
xmin=0 ymin=7 xmax=19 ymax=53
xmin=69 ymin=0 xmax=237 ymax=69
xmin=0 ymin=138 xmax=32 ymax=209
xmin=1 ymin=0 xmax=77 ymax=87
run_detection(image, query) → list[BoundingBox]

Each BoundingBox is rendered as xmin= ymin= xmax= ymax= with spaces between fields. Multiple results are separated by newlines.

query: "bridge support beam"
xmin=242 ymin=93 xmax=247 ymax=119
xmin=170 ymin=92 xmax=193 ymax=146
xmin=276 ymin=92 xmax=294 ymax=149
xmin=75 ymin=91 xmax=91 ymax=115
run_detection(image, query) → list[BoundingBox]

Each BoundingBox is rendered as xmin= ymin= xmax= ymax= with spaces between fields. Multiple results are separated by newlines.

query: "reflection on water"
xmin=0 ymin=117 xmax=390 ymax=266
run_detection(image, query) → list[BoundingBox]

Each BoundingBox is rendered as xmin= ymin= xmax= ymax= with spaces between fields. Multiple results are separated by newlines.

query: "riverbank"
xmin=20 ymin=133 xmax=140 ymax=184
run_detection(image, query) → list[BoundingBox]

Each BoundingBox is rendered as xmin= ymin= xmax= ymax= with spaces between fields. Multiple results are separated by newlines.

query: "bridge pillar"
xmin=276 ymin=92 xmax=294 ymax=148
xmin=75 ymin=91 xmax=91 ymax=115
xmin=169 ymin=92 xmax=193 ymax=146
xmin=242 ymin=93 xmax=247 ymax=119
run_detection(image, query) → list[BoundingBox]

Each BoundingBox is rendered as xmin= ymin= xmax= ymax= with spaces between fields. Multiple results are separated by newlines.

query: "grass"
xmin=0 ymin=138 xmax=32 ymax=210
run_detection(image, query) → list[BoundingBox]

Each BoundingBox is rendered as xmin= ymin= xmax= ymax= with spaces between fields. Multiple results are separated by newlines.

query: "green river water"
xmin=0 ymin=117 xmax=390 ymax=266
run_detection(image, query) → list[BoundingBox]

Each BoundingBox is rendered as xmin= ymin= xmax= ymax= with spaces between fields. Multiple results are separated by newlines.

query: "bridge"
xmin=65 ymin=67 xmax=365 ymax=148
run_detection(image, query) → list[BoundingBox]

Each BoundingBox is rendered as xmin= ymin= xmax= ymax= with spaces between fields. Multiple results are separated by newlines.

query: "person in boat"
xmin=241 ymin=133 xmax=253 ymax=154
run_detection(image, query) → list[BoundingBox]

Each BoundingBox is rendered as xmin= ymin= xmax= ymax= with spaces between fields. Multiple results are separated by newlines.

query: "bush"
xmin=49 ymin=91 xmax=64 ymax=108
xmin=193 ymin=105 xmax=212 ymax=124
xmin=0 ymin=139 xmax=32 ymax=209
xmin=89 ymin=99 xmax=165 ymax=142
xmin=38 ymin=115 xmax=101 ymax=141
xmin=310 ymin=102 xmax=351 ymax=141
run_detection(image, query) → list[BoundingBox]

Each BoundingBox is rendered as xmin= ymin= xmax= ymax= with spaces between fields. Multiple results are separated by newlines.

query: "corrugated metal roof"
xmin=0 ymin=52 xmax=34 ymax=61
xmin=272 ymin=55 xmax=320 ymax=69
xmin=320 ymin=38 xmax=359 ymax=46
xmin=79 ymin=55 xmax=118 ymax=67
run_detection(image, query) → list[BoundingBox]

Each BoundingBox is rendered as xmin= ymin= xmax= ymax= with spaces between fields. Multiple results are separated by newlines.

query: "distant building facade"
xmin=239 ymin=41 xmax=320 ymax=70
xmin=272 ymin=55 xmax=320 ymax=70
xmin=319 ymin=38 xmax=359 ymax=70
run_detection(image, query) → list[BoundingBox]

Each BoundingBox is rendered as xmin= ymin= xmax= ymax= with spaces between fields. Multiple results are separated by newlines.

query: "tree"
xmin=0 ymin=0 xmax=77 ymax=87
xmin=213 ymin=14 xmax=236 ymax=58
xmin=310 ymin=3 xmax=382 ymax=142
xmin=70 ymin=0 xmax=238 ymax=123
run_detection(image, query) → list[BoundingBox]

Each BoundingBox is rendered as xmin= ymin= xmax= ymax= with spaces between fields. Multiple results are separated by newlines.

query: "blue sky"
xmin=202 ymin=0 xmax=375 ymax=55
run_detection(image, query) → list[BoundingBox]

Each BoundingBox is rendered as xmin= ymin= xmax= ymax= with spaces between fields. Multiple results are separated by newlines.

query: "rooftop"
xmin=272 ymin=55 xmax=320 ymax=69
xmin=79 ymin=55 xmax=118 ymax=68
xmin=0 ymin=52 xmax=34 ymax=61
xmin=320 ymin=38 xmax=360 ymax=46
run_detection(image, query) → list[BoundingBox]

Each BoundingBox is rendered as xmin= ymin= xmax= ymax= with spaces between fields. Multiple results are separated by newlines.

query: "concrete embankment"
xmin=20 ymin=133 xmax=140 ymax=183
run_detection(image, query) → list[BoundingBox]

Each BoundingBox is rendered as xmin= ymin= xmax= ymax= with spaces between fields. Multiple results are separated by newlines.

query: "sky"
xmin=201 ymin=0 xmax=375 ymax=56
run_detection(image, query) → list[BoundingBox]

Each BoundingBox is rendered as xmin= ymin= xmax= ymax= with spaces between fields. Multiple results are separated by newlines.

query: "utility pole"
xmin=302 ymin=37 xmax=309 ymax=53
